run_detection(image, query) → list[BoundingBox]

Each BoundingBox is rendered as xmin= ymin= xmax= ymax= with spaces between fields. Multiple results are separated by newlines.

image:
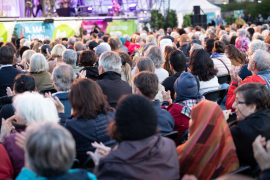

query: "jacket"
xmin=226 ymin=70 xmax=270 ymax=110
xmin=128 ymin=43 xmax=140 ymax=56
xmin=59 ymin=112 xmax=117 ymax=165
xmin=95 ymin=135 xmax=180 ymax=180
xmin=162 ymin=72 xmax=182 ymax=100
xmin=0 ymin=104 xmax=14 ymax=129
xmin=151 ymin=100 xmax=174 ymax=135
xmin=71 ymin=64 xmax=82 ymax=73
xmin=179 ymin=44 xmax=188 ymax=57
xmin=96 ymin=71 xmax=132 ymax=108
xmin=239 ymin=64 xmax=252 ymax=81
xmin=258 ymin=169 xmax=270 ymax=180
xmin=80 ymin=67 xmax=100 ymax=81
xmin=0 ymin=66 xmax=22 ymax=97
xmin=155 ymin=68 xmax=169 ymax=83
xmin=199 ymin=76 xmax=220 ymax=95
xmin=211 ymin=54 xmax=232 ymax=76
xmin=30 ymin=71 xmax=54 ymax=91
xmin=53 ymin=92 xmax=71 ymax=117
xmin=16 ymin=168 xmax=97 ymax=180
xmin=230 ymin=109 xmax=270 ymax=168
xmin=0 ymin=144 xmax=13 ymax=180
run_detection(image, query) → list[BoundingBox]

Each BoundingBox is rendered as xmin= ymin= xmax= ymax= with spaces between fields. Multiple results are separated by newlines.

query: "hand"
xmin=78 ymin=70 xmax=86 ymax=79
xmin=45 ymin=92 xmax=65 ymax=113
xmin=53 ymin=57 xmax=58 ymax=66
xmin=6 ymin=87 xmax=15 ymax=97
xmin=162 ymin=90 xmax=172 ymax=104
xmin=16 ymin=65 xmax=23 ymax=71
xmin=134 ymin=47 xmax=139 ymax=53
xmin=187 ymin=67 xmax=191 ymax=73
xmin=230 ymin=66 xmax=242 ymax=84
xmin=253 ymin=135 xmax=270 ymax=171
xmin=20 ymin=58 xmax=30 ymax=70
xmin=0 ymin=116 xmax=15 ymax=142
xmin=46 ymin=48 xmax=52 ymax=59
xmin=86 ymin=142 xmax=111 ymax=166
xmin=223 ymin=110 xmax=232 ymax=121
xmin=15 ymin=131 xmax=26 ymax=150
xmin=182 ymin=175 xmax=198 ymax=180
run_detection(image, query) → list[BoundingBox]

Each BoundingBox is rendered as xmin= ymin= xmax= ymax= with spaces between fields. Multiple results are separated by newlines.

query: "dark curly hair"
xmin=79 ymin=50 xmax=97 ymax=67
xmin=14 ymin=74 xmax=36 ymax=94
xmin=212 ymin=40 xmax=225 ymax=53
xmin=189 ymin=49 xmax=217 ymax=81
xmin=205 ymin=38 xmax=215 ymax=52
xmin=225 ymin=45 xmax=246 ymax=64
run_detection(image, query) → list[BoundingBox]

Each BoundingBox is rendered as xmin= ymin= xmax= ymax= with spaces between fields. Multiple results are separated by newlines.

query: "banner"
xmin=14 ymin=22 xmax=55 ymax=41
xmin=81 ymin=21 xmax=108 ymax=36
xmin=0 ymin=23 xmax=8 ymax=42
xmin=106 ymin=20 xmax=137 ymax=36
xmin=205 ymin=12 xmax=216 ymax=25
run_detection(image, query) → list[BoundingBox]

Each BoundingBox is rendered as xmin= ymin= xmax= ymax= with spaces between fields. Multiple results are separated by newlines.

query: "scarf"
xmin=235 ymin=36 xmax=249 ymax=52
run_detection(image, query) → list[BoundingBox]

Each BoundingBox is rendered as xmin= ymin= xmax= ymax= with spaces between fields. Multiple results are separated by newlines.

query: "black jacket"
xmin=162 ymin=72 xmax=182 ymax=100
xmin=96 ymin=71 xmax=132 ymax=108
xmin=0 ymin=66 xmax=22 ymax=97
xmin=80 ymin=67 xmax=100 ymax=81
xmin=179 ymin=44 xmax=188 ymax=57
xmin=230 ymin=109 xmax=270 ymax=168
xmin=59 ymin=111 xmax=117 ymax=166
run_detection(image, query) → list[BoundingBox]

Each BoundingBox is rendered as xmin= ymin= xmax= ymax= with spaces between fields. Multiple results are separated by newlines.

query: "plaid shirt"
xmin=176 ymin=97 xmax=205 ymax=118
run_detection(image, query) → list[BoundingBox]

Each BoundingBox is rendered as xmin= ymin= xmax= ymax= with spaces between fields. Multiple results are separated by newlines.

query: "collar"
xmin=99 ymin=71 xmax=121 ymax=80
xmin=52 ymin=90 xmax=70 ymax=97
xmin=0 ymin=64 xmax=12 ymax=69
xmin=211 ymin=53 xmax=225 ymax=58
xmin=151 ymin=100 xmax=161 ymax=109
xmin=256 ymin=69 xmax=270 ymax=75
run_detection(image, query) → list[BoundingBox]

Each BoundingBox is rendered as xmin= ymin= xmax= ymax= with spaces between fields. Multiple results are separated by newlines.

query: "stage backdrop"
xmin=0 ymin=20 xmax=137 ymax=42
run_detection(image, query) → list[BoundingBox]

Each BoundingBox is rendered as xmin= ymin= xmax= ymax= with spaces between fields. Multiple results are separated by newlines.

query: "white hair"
xmin=30 ymin=53 xmax=49 ymax=73
xmin=123 ymin=34 xmax=131 ymax=42
xmin=252 ymin=32 xmax=265 ymax=41
xmin=237 ymin=29 xmax=247 ymax=37
xmin=229 ymin=31 xmax=237 ymax=38
xmin=262 ymin=30 xmax=269 ymax=38
xmin=44 ymin=36 xmax=51 ymax=41
xmin=99 ymin=51 xmax=122 ymax=73
xmin=250 ymin=49 xmax=270 ymax=71
xmin=115 ymin=31 xmax=123 ymax=37
xmin=171 ymin=32 xmax=178 ymax=37
xmin=184 ymin=28 xmax=190 ymax=34
xmin=23 ymin=41 xmax=31 ymax=48
xmin=62 ymin=49 xmax=77 ymax=65
xmin=52 ymin=64 xmax=76 ymax=91
xmin=160 ymin=39 xmax=172 ymax=52
xmin=190 ymin=33 xmax=199 ymax=40
xmin=68 ymin=37 xmax=76 ymax=46
xmin=13 ymin=92 xmax=59 ymax=124
xmin=248 ymin=40 xmax=267 ymax=55
xmin=140 ymin=33 xmax=147 ymax=41
xmin=99 ymin=42 xmax=111 ymax=51
xmin=145 ymin=45 xmax=164 ymax=68
xmin=220 ymin=34 xmax=231 ymax=45
xmin=20 ymin=39 xmax=27 ymax=47
xmin=219 ymin=30 xmax=227 ymax=37
xmin=206 ymin=29 xmax=214 ymax=37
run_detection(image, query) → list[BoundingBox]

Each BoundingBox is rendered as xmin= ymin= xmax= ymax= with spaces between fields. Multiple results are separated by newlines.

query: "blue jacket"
xmin=16 ymin=168 xmax=97 ymax=180
xmin=151 ymin=100 xmax=175 ymax=135
xmin=53 ymin=92 xmax=72 ymax=117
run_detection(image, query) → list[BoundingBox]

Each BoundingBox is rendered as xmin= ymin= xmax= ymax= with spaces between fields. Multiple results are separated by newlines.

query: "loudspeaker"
xmin=104 ymin=18 xmax=113 ymax=22
xmin=190 ymin=15 xmax=207 ymax=29
xmin=44 ymin=19 xmax=54 ymax=23
xmin=193 ymin=6 xmax=200 ymax=15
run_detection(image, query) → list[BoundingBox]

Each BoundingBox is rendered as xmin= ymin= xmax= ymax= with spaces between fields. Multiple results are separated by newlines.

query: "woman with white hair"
xmin=146 ymin=35 xmax=157 ymax=45
xmin=48 ymin=44 xmax=66 ymax=73
xmin=22 ymin=49 xmax=35 ymax=67
xmin=0 ymin=92 xmax=59 ymax=178
xmin=30 ymin=54 xmax=54 ymax=91
xmin=15 ymin=122 xmax=97 ymax=180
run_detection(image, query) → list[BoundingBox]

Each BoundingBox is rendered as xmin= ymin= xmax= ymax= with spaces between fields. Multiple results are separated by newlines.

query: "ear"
xmin=249 ymin=104 xmax=257 ymax=114
xmin=98 ymin=65 xmax=104 ymax=75
xmin=170 ymin=64 xmax=174 ymax=70
xmin=134 ymin=87 xmax=142 ymax=95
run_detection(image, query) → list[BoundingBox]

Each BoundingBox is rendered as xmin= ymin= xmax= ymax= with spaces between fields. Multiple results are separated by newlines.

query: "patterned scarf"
xmin=235 ymin=36 xmax=249 ymax=52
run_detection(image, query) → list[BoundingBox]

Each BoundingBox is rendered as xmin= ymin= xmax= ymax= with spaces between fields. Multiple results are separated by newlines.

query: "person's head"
xmin=79 ymin=50 xmax=97 ymax=67
xmin=163 ymin=46 xmax=176 ymax=62
xmin=123 ymin=34 xmax=131 ymax=42
xmin=88 ymin=41 xmax=98 ymax=51
xmin=43 ymin=39 xmax=51 ymax=45
xmin=248 ymin=13 xmax=251 ymax=17
xmin=108 ymin=94 xmax=158 ymax=142
xmin=205 ymin=38 xmax=215 ymax=52
xmin=24 ymin=122 xmax=75 ymax=177
xmin=219 ymin=34 xmax=231 ymax=46
xmin=135 ymin=36 xmax=145 ymax=46
xmin=238 ymin=15 xmax=241 ymax=19
xmin=51 ymin=44 xmax=66 ymax=58
xmin=146 ymin=35 xmax=157 ymax=45
xmin=258 ymin=14 xmax=261 ymax=18
xmin=22 ymin=50 xmax=36 ymax=64
xmin=74 ymin=42 xmax=84 ymax=52
xmin=20 ymin=39 xmax=27 ymax=47
xmin=13 ymin=92 xmax=58 ymax=124
xmin=169 ymin=50 xmax=186 ymax=73
xmin=13 ymin=74 xmax=36 ymax=94
xmin=0 ymin=46 xmax=14 ymax=65
xmin=99 ymin=51 xmax=121 ymax=74
xmin=230 ymin=36 xmax=237 ymax=45
xmin=62 ymin=49 xmax=77 ymax=66
xmin=52 ymin=64 xmax=76 ymax=92
xmin=235 ymin=36 xmax=249 ymax=52
xmin=247 ymin=39 xmax=267 ymax=57
xmin=190 ymin=33 xmax=199 ymax=41
xmin=209 ymin=32 xmax=217 ymax=39
xmin=3 ymin=42 xmax=16 ymax=54
xmin=108 ymin=37 xmax=119 ymax=51
xmin=145 ymin=45 xmax=164 ymax=68
xmin=69 ymin=78 xmax=111 ymax=119
xmin=212 ymin=40 xmax=225 ymax=53
xmin=225 ymin=45 xmax=246 ymax=64
xmin=95 ymin=43 xmax=111 ymax=57
xmin=189 ymin=43 xmax=204 ymax=56
xmin=33 ymin=42 xmax=42 ymax=53
xmin=189 ymin=49 xmax=217 ymax=81
xmin=237 ymin=29 xmax=247 ymax=37
xmin=232 ymin=83 xmax=269 ymax=120
xmin=179 ymin=34 xmax=190 ymax=46
xmin=30 ymin=54 xmax=49 ymax=73
xmin=135 ymin=57 xmax=155 ymax=74
xmin=49 ymin=41 xmax=59 ymax=49
xmin=68 ymin=37 xmax=76 ymax=47
xmin=248 ymin=49 xmax=270 ymax=74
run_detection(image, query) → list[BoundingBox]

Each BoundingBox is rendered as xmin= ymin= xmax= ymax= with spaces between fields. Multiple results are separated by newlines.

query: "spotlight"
xmin=88 ymin=7 xmax=93 ymax=13
xmin=108 ymin=6 xmax=113 ymax=11
xmin=129 ymin=4 xmax=136 ymax=11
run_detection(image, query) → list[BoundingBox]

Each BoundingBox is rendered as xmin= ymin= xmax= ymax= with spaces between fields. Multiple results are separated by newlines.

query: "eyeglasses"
xmin=235 ymin=100 xmax=246 ymax=106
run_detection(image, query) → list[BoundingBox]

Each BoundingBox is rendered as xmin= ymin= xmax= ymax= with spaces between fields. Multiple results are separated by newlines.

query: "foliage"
xmin=12 ymin=27 xmax=18 ymax=38
xmin=225 ymin=16 xmax=236 ymax=25
xmin=149 ymin=10 xmax=164 ymax=31
xmin=142 ymin=22 xmax=149 ymax=32
xmin=183 ymin=14 xmax=193 ymax=28
xmin=164 ymin=9 xmax=178 ymax=30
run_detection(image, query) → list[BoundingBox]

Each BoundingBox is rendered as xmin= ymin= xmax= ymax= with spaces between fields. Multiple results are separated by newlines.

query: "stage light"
xmin=258 ymin=0 xmax=262 ymax=2
xmin=88 ymin=7 xmax=93 ymax=13
xmin=108 ymin=6 xmax=113 ymax=11
xmin=129 ymin=4 xmax=136 ymax=11
xmin=144 ymin=11 xmax=147 ymax=14
xmin=223 ymin=1 xmax=227 ymax=5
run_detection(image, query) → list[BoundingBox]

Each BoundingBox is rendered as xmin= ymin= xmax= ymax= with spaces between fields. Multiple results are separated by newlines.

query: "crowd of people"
xmin=0 ymin=21 xmax=270 ymax=180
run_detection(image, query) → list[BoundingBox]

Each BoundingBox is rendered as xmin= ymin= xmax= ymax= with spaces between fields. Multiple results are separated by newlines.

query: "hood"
xmin=101 ymin=135 xmax=167 ymax=164
xmin=81 ymin=67 xmax=99 ymax=76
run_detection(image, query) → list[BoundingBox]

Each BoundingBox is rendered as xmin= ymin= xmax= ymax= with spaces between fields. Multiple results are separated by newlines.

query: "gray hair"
xmin=52 ymin=64 xmax=76 ymax=91
xmin=68 ymin=37 xmax=76 ymax=46
xmin=74 ymin=42 xmax=84 ymax=51
xmin=20 ymin=39 xmax=27 ymax=46
xmin=123 ymin=34 xmax=131 ymax=42
xmin=248 ymin=39 xmax=267 ymax=55
xmin=190 ymin=43 xmax=204 ymax=56
xmin=250 ymin=49 xmax=270 ymax=71
xmin=219 ymin=30 xmax=227 ymax=37
xmin=44 ymin=36 xmax=51 ymax=41
xmin=99 ymin=51 xmax=122 ymax=73
xmin=206 ymin=29 xmax=214 ymax=37
xmin=252 ymin=32 xmax=265 ymax=41
xmin=30 ymin=54 xmax=48 ymax=73
xmin=237 ymin=29 xmax=247 ymax=37
xmin=229 ymin=31 xmax=237 ymax=38
xmin=191 ymin=33 xmax=199 ymax=40
xmin=25 ymin=122 xmax=75 ymax=177
xmin=145 ymin=45 xmax=164 ymax=68
xmin=62 ymin=49 xmax=77 ymax=65
xmin=219 ymin=34 xmax=231 ymax=45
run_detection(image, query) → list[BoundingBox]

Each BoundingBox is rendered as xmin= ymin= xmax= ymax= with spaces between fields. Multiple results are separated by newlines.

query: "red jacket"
xmin=128 ymin=43 xmax=140 ymax=56
xmin=226 ymin=74 xmax=266 ymax=110
xmin=0 ymin=144 xmax=13 ymax=180
xmin=124 ymin=41 xmax=131 ymax=49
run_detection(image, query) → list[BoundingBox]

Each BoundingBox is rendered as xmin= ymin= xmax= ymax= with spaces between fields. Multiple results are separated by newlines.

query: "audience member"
xmin=162 ymin=46 xmax=176 ymax=76
xmin=79 ymin=50 xmax=99 ymax=81
xmin=205 ymin=38 xmax=215 ymax=56
xmin=62 ymin=49 xmax=82 ymax=73
xmin=225 ymin=45 xmax=246 ymax=66
xmin=48 ymin=44 xmax=66 ymax=73
xmin=68 ymin=37 xmax=76 ymax=49
xmin=178 ymin=34 xmax=190 ymax=57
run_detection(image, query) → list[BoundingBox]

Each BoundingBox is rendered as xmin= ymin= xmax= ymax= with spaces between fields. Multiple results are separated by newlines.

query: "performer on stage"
xmin=34 ymin=0 xmax=56 ymax=17
xmin=25 ymin=0 xmax=34 ymax=17
xmin=91 ymin=23 xmax=100 ymax=35
xmin=34 ymin=0 xmax=44 ymax=17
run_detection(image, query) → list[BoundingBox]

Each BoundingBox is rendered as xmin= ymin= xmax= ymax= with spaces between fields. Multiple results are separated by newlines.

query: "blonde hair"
xmin=22 ymin=50 xmax=36 ymax=64
xmin=146 ymin=35 xmax=157 ymax=45
xmin=51 ymin=44 xmax=66 ymax=57
xmin=33 ymin=42 xmax=42 ymax=53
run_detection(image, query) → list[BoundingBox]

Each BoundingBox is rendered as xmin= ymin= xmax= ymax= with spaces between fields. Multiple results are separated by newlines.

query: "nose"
xmin=232 ymin=101 xmax=236 ymax=109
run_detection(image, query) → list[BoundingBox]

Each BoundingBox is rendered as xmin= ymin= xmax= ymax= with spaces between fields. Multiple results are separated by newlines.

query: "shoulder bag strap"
xmin=258 ymin=75 xmax=270 ymax=89
xmin=216 ymin=58 xmax=230 ymax=74
xmin=37 ymin=73 xmax=48 ymax=88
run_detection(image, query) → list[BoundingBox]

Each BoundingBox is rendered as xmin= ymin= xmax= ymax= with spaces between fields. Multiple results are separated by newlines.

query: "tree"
xmin=183 ymin=14 xmax=192 ymax=27
xmin=149 ymin=10 xmax=164 ymax=31
xmin=164 ymin=9 xmax=178 ymax=30
xmin=12 ymin=27 xmax=18 ymax=39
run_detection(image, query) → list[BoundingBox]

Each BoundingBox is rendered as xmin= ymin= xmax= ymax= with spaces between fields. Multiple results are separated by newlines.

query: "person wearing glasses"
xmin=229 ymin=83 xmax=270 ymax=169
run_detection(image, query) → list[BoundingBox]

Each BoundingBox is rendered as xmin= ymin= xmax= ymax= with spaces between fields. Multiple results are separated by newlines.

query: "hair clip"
xmin=21 ymin=81 xmax=24 ymax=85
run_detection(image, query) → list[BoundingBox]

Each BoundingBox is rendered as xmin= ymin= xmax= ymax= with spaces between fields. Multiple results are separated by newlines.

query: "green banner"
xmin=106 ymin=20 xmax=137 ymax=37
xmin=0 ymin=23 xmax=8 ymax=42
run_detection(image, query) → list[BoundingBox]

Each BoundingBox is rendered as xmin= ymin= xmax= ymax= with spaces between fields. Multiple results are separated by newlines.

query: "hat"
xmin=40 ymin=45 xmax=52 ymax=54
xmin=119 ymin=36 xmax=126 ymax=46
xmin=174 ymin=72 xmax=198 ymax=97
xmin=88 ymin=41 xmax=98 ymax=51
xmin=94 ymin=43 xmax=111 ymax=57
xmin=179 ymin=34 xmax=190 ymax=42
xmin=98 ymin=33 xmax=104 ymax=38
xmin=160 ymin=39 xmax=173 ymax=51
xmin=115 ymin=95 xmax=158 ymax=141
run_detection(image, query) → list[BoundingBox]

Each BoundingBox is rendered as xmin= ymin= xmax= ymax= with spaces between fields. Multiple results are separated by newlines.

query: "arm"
xmin=58 ymin=113 xmax=67 ymax=127
xmin=225 ymin=81 xmax=237 ymax=110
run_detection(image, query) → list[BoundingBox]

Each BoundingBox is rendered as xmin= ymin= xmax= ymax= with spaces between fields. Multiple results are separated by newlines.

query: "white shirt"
xmin=155 ymin=68 xmax=169 ymax=83
xmin=199 ymin=76 xmax=220 ymax=95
